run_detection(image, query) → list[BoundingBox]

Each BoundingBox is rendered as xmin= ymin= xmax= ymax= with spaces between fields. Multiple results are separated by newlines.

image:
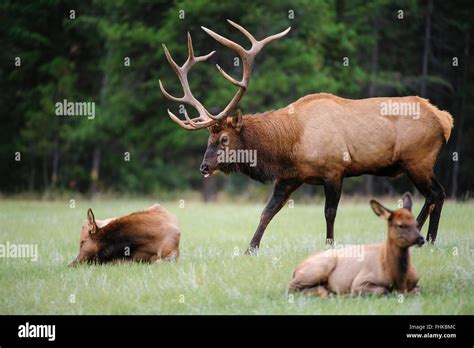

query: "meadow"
xmin=0 ymin=197 xmax=472 ymax=315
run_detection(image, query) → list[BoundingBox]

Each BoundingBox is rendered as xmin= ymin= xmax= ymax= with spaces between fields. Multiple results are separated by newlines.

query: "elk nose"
xmin=415 ymin=236 xmax=425 ymax=246
xmin=200 ymin=163 xmax=209 ymax=175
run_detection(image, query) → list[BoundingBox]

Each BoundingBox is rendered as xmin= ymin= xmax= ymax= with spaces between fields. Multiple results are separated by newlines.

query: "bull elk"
xmin=159 ymin=20 xmax=453 ymax=254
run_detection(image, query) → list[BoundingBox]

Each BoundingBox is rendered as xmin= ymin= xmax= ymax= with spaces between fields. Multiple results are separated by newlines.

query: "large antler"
xmin=159 ymin=20 xmax=291 ymax=130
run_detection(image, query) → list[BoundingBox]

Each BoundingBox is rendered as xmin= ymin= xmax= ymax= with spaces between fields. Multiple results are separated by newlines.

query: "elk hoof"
xmin=408 ymin=286 xmax=422 ymax=295
xmin=245 ymin=246 xmax=259 ymax=256
xmin=325 ymin=238 xmax=334 ymax=246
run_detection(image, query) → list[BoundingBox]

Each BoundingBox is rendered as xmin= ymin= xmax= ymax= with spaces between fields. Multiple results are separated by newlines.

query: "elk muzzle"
xmin=200 ymin=162 xmax=211 ymax=177
xmin=200 ymin=146 xmax=219 ymax=177
xmin=414 ymin=235 xmax=425 ymax=246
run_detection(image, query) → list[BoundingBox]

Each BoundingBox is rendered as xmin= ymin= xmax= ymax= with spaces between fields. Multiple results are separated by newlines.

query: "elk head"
xmin=69 ymin=208 xmax=100 ymax=266
xmin=159 ymin=20 xmax=290 ymax=177
xmin=370 ymin=193 xmax=425 ymax=248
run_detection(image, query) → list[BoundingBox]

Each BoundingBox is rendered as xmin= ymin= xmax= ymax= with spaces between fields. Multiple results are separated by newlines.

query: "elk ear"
xmin=87 ymin=208 xmax=98 ymax=235
xmin=370 ymin=200 xmax=392 ymax=220
xmin=231 ymin=109 xmax=243 ymax=132
xmin=402 ymin=192 xmax=412 ymax=211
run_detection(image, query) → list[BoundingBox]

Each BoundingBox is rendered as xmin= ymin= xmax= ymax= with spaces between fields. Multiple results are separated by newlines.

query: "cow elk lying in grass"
xmin=288 ymin=193 xmax=424 ymax=296
xmin=69 ymin=204 xmax=180 ymax=266
xmin=159 ymin=20 xmax=453 ymax=254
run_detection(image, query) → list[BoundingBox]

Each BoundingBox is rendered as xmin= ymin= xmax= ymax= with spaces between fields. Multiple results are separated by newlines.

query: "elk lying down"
xmin=69 ymin=204 xmax=180 ymax=266
xmin=288 ymin=194 xmax=424 ymax=296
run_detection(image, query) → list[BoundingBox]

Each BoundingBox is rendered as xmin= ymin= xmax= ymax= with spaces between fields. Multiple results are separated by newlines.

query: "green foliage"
xmin=0 ymin=0 xmax=473 ymax=196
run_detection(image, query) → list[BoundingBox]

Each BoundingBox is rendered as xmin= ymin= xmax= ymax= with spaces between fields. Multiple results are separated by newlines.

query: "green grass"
xmin=0 ymin=198 xmax=472 ymax=315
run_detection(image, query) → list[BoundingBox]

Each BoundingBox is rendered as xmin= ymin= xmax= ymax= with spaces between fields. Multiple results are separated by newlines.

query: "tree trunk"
xmin=42 ymin=155 xmax=48 ymax=190
xmin=28 ymin=157 xmax=36 ymax=191
xmin=89 ymin=45 xmax=108 ymax=199
xmin=51 ymin=145 xmax=59 ymax=188
xmin=89 ymin=146 xmax=101 ymax=199
xmin=335 ymin=0 xmax=345 ymax=22
xmin=420 ymin=0 xmax=433 ymax=97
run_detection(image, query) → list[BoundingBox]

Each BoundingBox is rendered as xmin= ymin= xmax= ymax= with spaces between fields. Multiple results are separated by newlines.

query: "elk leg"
xmin=302 ymin=285 xmax=330 ymax=297
xmin=407 ymin=171 xmax=445 ymax=241
xmin=351 ymin=282 xmax=389 ymax=296
xmin=323 ymin=178 xmax=343 ymax=245
xmin=246 ymin=180 xmax=301 ymax=254
xmin=426 ymin=177 xmax=446 ymax=243
xmin=407 ymin=264 xmax=420 ymax=292
xmin=407 ymin=172 xmax=436 ymax=230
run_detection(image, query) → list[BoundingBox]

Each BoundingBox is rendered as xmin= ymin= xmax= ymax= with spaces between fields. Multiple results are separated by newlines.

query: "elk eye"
xmin=220 ymin=135 xmax=229 ymax=146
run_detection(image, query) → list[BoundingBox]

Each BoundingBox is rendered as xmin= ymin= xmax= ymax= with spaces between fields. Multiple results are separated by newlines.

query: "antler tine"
xmin=187 ymin=32 xmax=215 ymax=64
xmin=162 ymin=44 xmax=181 ymax=75
xmin=183 ymin=109 xmax=217 ymax=129
xmin=159 ymin=21 xmax=290 ymax=130
xmin=201 ymin=26 xmax=245 ymax=55
xmin=216 ymin=64 xmax=243 ymax=87
xmin=259 ymin=26 xmax=292 ymax=47
xmin=226 ymin=19 xmax=257 ymax=45
xmin=186 ymin=32 xmax=195 ymax=61
xmin=159 ymin=44 xmax=185 ymax=102
xmin=160 ymin=33 xmax=218 ymax=130
xmin=194 ymin=50 xmax=216 ymax=63
xmin=182 ymin=107 xmax=201 ymax=128
xmin=202 ymin=20 xmax=291 ymax=120
xmin=168 ymin=109 xmax=214 ymax=131
xmin=167 ymin=109 xmax=196 ymax=130
xmin=159 ymin=80 xmax=182 ymax=102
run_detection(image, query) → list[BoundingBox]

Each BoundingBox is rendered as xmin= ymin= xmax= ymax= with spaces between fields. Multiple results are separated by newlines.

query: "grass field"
xmin=0 ymin=197 xmax=472 ymax=315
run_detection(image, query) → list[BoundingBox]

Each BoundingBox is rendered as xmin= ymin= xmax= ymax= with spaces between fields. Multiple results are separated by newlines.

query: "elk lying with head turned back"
xmin=159 ymin=20 xmax=453 ymax=254
xmin=288 ymin=193 xmax=424 ymax=296
xmin=69 ymin=204 xmax=180 ymax=266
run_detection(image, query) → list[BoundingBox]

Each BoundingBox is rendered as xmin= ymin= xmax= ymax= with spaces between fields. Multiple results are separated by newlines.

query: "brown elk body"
xmin=69 ymin=204 xmax=180 ymax=266
xmin=159 ymin=21 xmax=453 ymax=253
xmin=288 ymin=193 xmax=424 ymax=296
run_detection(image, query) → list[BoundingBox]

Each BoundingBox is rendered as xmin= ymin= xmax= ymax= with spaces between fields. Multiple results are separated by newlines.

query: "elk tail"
xmin=419 ymin=97 xmax=454 ymax=142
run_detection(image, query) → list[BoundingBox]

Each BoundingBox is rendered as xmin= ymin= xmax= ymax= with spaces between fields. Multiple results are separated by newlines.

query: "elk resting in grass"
xmin=69 ymin=204 xmax=180 ymax=266
xmin=288 ymin=193 xmax=424 ymax=296
xmin=159 ymin=20 xmax=453 ymax=254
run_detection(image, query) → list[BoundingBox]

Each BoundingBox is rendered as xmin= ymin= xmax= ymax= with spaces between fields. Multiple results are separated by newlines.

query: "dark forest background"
xmin=0 ymin=0 xmax=473 ymax=200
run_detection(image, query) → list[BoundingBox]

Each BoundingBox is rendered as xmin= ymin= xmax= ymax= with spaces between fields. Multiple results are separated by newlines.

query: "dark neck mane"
xmin=95 ymin=219 xmax=139 ymax=262
xmin=236 ymin=111 xmax=301 ymax=183
xmin=384 ymin=240 xmax=410 ymax=291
